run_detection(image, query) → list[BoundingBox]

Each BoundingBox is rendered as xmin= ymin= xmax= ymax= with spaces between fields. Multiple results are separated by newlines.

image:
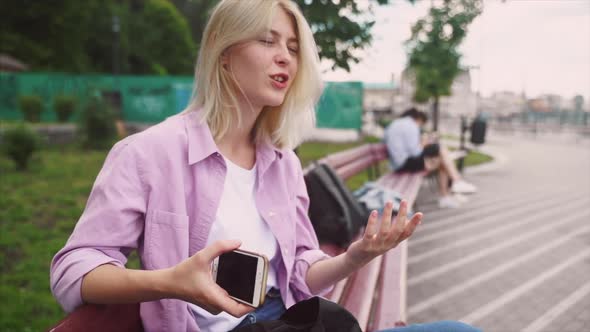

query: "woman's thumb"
xmin=200 ymin=239 xmax=242 ymax=262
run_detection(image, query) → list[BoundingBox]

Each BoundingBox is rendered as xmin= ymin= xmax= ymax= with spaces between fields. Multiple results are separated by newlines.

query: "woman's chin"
xmin=265 ymin=98 xmax=286 ymax=108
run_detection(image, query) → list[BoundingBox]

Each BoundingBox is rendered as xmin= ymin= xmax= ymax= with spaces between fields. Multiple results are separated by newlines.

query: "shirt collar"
xmin=184 ymin=111 xmax=218 ymax=165
xmin=184 ymin=110 xmax=283 ymax=166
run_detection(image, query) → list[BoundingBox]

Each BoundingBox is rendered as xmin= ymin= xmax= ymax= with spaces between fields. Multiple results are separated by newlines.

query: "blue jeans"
xmin=233 ymin=288 xmax=287 ymax=330
xmin=378 ymin=321 xmax=482 ymax=332
xmin=234 ymin=292 xmax=481 ymax=332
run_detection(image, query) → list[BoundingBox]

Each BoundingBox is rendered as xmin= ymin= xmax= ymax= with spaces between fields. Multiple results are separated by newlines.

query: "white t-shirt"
xmin=190 ymin=155 xmax=279 ymax=331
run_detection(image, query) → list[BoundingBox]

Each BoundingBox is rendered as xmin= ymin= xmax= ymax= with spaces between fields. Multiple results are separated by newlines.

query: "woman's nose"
xmin=274 ymin=45 xmax=291 ymax=66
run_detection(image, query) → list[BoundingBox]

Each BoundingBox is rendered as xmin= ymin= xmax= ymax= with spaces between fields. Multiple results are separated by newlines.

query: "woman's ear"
xmin=221 ymin=50 xmax=230 ymax=70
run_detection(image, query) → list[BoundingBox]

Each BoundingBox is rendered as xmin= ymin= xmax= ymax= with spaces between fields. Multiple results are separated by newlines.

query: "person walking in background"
xmin=384 ymin=108 xmax=477 ymax=208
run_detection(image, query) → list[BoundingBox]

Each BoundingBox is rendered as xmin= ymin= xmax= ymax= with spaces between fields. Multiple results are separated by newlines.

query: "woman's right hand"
xmin=166 ymin=239 xmax=255 ymax=317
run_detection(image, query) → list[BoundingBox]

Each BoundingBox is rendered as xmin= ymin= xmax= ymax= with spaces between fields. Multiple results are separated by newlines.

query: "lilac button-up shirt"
xmin=50 ymin=111 xmax=332 ymax=332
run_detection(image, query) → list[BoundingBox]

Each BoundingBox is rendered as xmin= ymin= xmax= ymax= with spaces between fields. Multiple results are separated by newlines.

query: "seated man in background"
xmin=384 ymin=108 xmax=477 ymax=208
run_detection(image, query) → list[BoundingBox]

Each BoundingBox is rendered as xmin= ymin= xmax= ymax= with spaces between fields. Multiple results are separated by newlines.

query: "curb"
xmin=440 ymin=138 xmax=509 ymax=176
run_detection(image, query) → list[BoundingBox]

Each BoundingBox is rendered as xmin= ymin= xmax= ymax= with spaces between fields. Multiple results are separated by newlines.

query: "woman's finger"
xmin=394 ymin=200 xmax=408 ymax=233
xmin=379 ymin=201 xmax=394 ymax=235
xmin=363 ymin=210 xmax=379 ymax=240
xmin=209 ymin=284 xmax=254 ymax=317
xmin=399 ymin=212 xmax=422 ymax=242
xmin=199 ymin=239 xmax=242 ymax=264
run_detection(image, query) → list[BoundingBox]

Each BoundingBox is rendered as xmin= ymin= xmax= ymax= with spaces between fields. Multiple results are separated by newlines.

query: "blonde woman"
xmin=50 ymin=1 xmax=479 ymax=331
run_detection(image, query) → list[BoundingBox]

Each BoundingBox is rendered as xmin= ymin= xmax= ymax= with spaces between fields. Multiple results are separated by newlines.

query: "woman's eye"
xmin=259 ymin=39 xmax=274 ymax=46
xmin=288 ymin=47 xmax=299 ymax=54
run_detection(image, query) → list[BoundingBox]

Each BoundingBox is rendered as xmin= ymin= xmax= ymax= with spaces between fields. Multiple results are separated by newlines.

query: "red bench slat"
xmin=317 ymin=143 xmax=425 ymax=331
xmin=333 ymin=156 xmax=378 ymax=180
xmin=369 ymin=174 xmax=423 ymax=331
xmin=341 ymin=255 xmax=384 ymax=329
xmin=370 ymin=242 xmax=407 ymax=331
xmin=322 ymin=144 xmax=374 ymax=169
xmin=49 ymin=303 xmax=142 ymax=332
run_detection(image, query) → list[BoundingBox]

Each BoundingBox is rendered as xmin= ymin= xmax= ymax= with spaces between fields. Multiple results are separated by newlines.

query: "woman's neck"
xmin=215 ymin=105 xmax=261 ymax=170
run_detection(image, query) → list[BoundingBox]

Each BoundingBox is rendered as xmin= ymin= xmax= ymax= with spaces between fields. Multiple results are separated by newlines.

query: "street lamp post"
xmin=112 ymin=15 xmax=120 ymax=76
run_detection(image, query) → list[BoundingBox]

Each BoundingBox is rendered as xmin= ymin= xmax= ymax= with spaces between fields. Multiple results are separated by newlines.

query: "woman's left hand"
xmin=345 ymin=200 xmax=422 ymax=268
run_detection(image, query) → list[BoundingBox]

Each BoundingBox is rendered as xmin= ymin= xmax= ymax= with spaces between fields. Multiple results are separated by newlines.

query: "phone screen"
xmin=216 ymin=251 xmax=258 ymax=303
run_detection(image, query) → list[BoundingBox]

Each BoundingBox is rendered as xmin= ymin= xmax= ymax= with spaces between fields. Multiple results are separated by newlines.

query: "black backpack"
xmin=304 ymin=163 xmax=369 ymax=247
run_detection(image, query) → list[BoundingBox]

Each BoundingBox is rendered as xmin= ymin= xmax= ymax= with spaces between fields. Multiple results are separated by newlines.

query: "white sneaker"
xmin=451 ymin=179 xmax=477 ymax=194
xmin=453 ymin=193 xmax=469 ymax=203
xmin=439 ymin=196 xmax=461 ymax=209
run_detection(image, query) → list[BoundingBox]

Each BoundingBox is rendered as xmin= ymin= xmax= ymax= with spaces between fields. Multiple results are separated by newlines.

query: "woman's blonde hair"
xmin=183 ymin=0 xmax=323 ymax=149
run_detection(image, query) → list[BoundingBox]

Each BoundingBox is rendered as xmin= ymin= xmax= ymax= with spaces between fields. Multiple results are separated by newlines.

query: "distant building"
xmin=394 ymin=68 xmax=477 ymax=117
xmin=363 ymin=82 xmax=395 ymax=114
xmin=527 ymin=98 xmax=551 ymax=113
xmin=479 ymin=91 xmax=526 ymax=116
xmin=361 ymin=82 xmax=395 ymax=137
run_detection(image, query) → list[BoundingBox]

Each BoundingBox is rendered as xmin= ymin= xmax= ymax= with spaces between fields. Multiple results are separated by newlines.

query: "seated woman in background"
xmin=384 ymin=108 xmax=477 ymax=209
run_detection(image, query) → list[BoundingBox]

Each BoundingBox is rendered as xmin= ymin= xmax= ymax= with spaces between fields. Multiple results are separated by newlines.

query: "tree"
xmin=405 ymin=0 xmax=482 ymax=131
xmin=170 ymin=0 xmax=393 ymax=72
xmin=0 ymin=0 xmax=195 ymax=75
xmin=126 ymin=0 xmax=196 ymax=75
xmin=293 ymin=0 xmax=390 ymax=72
xmin=169 ymin=0 xmax=218 ymax=51
xmin=0 ymin=0 xmax=103 ymax=72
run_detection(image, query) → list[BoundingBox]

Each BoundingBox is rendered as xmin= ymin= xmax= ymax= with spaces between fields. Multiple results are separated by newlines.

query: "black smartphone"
xmin=212 ymin=249 xmax=269 ymax=308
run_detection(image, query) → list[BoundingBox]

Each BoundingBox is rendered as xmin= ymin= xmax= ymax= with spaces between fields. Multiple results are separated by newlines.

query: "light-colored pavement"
xmin=408 ymin=130 xmax=590 ymax=332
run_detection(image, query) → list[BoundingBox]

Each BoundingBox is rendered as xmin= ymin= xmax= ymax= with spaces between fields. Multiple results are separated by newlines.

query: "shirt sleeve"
xmin=288 ymin=154 xmax=334 ymax=302
xmin=49 ymin=138 xmax=147 ymax=312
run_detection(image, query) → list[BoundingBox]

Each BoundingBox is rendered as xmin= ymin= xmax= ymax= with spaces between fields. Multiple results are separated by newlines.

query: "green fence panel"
xmin=315 ymin=81 xmax=363 ymax=130
xmin=119 ymin=76 xmax=192 ymax=123
xmin=2 ymin=73 xmax=363 ymax=129
xmin=0 ymin=73 xmax=194 ymax=123
xmin=0 ymin=73 xmax=20 ymax=121
xmin=1 ymin=73 xmax=121 ymax=122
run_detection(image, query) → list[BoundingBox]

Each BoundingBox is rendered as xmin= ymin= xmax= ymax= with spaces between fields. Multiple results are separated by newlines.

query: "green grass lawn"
xmin=463 ymin=149 xmax=494 ymax=167
xmin=0 ymin=145 xmax=107 ymax=331
xmin=0 ymin=137 xmax=491 ymax=331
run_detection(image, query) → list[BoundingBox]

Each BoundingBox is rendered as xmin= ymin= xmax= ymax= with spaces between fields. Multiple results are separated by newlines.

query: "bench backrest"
xmin=319 ymin=143 xmax=387 ymax=180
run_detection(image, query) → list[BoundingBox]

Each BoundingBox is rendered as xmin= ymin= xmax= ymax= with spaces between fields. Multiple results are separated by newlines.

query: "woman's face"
xmin=224 ymin=7 xmax=299 ymax=111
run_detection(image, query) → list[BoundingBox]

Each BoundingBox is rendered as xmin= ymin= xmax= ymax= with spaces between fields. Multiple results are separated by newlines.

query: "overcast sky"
xmin=321 ymin=0 xmax=590 ymax=100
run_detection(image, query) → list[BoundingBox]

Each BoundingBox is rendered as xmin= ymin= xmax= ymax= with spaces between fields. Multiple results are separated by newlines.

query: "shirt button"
xmin=283 ymin=248 xmax=289 ymax=254
xmin=269 ymin=211 xmax=275 ymax=217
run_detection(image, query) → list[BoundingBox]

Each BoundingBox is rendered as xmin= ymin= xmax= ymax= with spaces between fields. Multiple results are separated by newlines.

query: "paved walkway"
xmin=408 ymin=131 xmax=590 ymax=332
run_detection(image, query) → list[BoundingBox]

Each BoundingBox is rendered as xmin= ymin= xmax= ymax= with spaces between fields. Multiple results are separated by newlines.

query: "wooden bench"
xmin=48 ymin=143 xmax=427 ymax=332
xmin=311 ymin=142 xmax=425 ymax=332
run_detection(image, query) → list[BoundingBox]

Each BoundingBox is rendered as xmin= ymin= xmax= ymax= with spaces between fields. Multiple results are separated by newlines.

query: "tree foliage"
xmin=170 ymin=0 xmax=393 ymax=72
xmin=0 ymin=0 xmax=195 ymax=75
xmin=169 ymin=0 xmax=218 ymax=51
xmin=405 ymin=0 xmax=482 ymax=130
xmin=293 ymin=0 xmax=390 ymax=71
xmin=127 ymin=0 xmax=196 ymax=75
xmin=3 ymin=0 xmax=411 ymax=74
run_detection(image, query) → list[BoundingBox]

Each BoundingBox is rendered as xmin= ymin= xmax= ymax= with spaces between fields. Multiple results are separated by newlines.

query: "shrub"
xmin=18 ymin=95 xmax=44 ymax=122
xmin=1 ymin=124 xmax=41 ymax=171
xmin=377 ymin=118 xmax=392 ymax=129
xmin=79 ymin=96 xmax=117 ymax=149
xmin=53 ymin=95 xmax=77 ymax=123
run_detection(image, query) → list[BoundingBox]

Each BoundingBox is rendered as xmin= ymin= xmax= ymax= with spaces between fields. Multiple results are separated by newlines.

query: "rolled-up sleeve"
xmin=288 ymin=158 xmax=333 ymax=302
xmin=50 ymin=138 xmax=147 ymax=312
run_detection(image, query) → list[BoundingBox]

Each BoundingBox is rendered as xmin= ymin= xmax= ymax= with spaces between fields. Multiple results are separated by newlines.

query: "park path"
xmin=407 ymin=132 xmax=590 ymax=332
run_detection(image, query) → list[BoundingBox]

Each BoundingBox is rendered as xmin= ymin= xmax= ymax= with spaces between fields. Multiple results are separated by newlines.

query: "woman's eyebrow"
xmin=270 ymin=29 xmax=298 ymax=43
